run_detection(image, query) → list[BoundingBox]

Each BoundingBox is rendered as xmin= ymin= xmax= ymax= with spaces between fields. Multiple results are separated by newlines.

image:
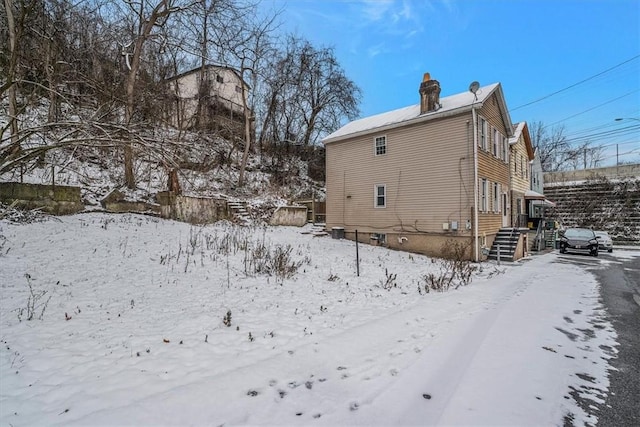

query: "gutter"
xmin=472 ymin=105 xmax=479 ymax=262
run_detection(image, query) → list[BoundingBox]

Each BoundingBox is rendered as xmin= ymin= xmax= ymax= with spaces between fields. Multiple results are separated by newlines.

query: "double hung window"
xmin=480 ymin=179 xmax=488 ymax=212
xmin=479 ymin=118 xmax=488 ymax=151
xmin=375 ymin=184 xmax=386 ymax=208
xmin=375 ymin=136 xmax=387 ymax=156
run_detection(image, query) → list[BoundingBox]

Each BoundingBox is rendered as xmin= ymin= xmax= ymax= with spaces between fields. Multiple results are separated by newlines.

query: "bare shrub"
xmin=17 ymin=274 xmax=52 ymax=321
xmin=380 ymin=268 xmax=397 ymax=290
xmin=419 ymin=240 xmax=477 ymax=294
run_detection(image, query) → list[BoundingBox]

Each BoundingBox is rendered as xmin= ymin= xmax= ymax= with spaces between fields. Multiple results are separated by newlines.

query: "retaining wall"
xmin=269 ymin=206 xmax=308 ymax=226
xmin=0 ymin=182 xmax=84 ymax=215
xmin=156 ymin=191 xmax=228 ymax=224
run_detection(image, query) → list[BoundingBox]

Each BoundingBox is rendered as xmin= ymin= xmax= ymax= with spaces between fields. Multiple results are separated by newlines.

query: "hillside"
xmin=0 ymin=98 xmax=326 ymax=222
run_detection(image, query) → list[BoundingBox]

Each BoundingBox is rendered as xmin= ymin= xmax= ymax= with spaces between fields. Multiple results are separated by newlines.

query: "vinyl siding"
xmin=326 ymin=113 xmax=475 ymax=235
xmin=510 ymin=134 xmax=531 ymax=193
xmin=476 ymin=94 xmax=510 ymax=234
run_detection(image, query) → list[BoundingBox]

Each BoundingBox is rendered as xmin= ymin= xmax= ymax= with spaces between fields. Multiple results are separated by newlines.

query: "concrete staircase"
xmin=488 ymin=228 xmax=520 ymax=262
xmin=227 ymin=200 xmax=251 ymax=225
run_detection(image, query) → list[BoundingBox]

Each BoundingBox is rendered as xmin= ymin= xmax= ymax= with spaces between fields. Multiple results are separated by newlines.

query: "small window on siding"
xmin=493 ymin=182 xmax=500 ymax=213
xmin=503 ymin=137 xmax=509 ymax=162
xmin=493 ymin=128 xmax=499 ymax=157
xmin=480 ymin=178 xmax=488 ymax=212
xmin=375 ymin=184 xmax=386 ymax=208
xmin=374 ymin=135 xmax=387 ymax=156
xmin=479 ymin=118 xmax=487 ymax=150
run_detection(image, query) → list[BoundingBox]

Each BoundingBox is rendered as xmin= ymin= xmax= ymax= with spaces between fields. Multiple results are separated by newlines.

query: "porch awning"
xmin=531 ymin=199 xmax=556 ymax=207
xmin=525 ymin=190 xmax=556 ymax=207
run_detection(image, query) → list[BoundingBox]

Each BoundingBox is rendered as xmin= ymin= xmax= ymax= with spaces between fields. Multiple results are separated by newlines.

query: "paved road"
xmin=556 ymin=250 xmax=640 ymax=426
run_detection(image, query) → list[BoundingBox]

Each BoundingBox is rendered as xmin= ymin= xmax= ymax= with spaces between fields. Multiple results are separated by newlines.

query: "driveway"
xmin=552 ymin=249 xmax=640 ymax=426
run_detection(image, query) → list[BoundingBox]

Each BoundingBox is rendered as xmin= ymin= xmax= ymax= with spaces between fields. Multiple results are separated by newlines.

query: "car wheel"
xmin=560 ymin=248 xmax=566 ymax=254
xmin=592 ymin=249 xmax=599 ymax=257
xmin=608 ymin=249 xmax=613 ymax=253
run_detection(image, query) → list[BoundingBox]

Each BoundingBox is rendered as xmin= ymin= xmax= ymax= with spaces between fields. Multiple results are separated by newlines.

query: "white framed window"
xmin=480 ymin=178 xmax=488 ymax=212
xmin=374 ymin=184 xmax=386 ymax=208
xmin=479 ymin=118 xmax=487 ymax=150
xmin=374 ymin=135 xmax=387 ymax=156
xmin=503 ymin=137 xmax=509 ymax=162
xmin=493 ymin=128 xmax=499 ymax=157
xmin=493 ymin=182 xmax=500 ymax=213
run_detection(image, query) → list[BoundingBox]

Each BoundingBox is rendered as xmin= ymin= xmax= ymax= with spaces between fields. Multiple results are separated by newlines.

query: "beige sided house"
xmin=508 ymin=122 xmax=535 ymax=228
xmin=322 ymin=74 xmax=514 ymax=261
xmin=164 ymin=65 xmax=250 ymax=139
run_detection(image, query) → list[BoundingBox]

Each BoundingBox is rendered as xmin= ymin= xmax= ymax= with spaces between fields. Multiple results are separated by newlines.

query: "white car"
xmin=594 ymin=231 xmax=613 ymax=252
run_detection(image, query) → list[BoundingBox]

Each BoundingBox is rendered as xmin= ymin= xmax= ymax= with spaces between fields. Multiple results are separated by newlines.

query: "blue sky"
xmin=260 ymin=0 xmax=640 ymax=166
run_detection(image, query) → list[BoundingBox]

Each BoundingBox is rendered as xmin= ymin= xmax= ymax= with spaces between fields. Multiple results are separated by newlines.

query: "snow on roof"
xmin=508 ymin=121 xmax=526 ymax=145
xmin=323 ymin=82 xmax=501 ymax=143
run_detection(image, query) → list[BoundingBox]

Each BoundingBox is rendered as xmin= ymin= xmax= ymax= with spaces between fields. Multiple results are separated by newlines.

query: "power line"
xmin=545 ymin=89 xmax=640 ymax=128
xmin=511 ymin=54 xmax=640 ymax=111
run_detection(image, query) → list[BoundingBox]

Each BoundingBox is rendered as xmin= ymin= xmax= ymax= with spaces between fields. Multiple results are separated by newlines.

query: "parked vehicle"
xmin=559 ymin=228 xmax=599 ymax=256
xmin=594 ymin=231 xmax=613 ymax=252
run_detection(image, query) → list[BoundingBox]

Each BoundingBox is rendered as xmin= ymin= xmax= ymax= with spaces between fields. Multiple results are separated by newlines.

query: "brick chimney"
xmin=419 ymin=73 xmax=441 ymax=114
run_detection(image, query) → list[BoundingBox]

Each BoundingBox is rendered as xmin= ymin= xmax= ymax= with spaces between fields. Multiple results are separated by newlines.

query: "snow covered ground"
xmin=0 ymin=213 xmax=635 ymax=426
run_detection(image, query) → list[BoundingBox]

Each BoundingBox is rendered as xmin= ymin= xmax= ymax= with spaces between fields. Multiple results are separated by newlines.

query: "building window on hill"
xmin=216 ymin=74 xmax=224 ymax=83
xmin=235 ymin=85 xmax=242 ymax=94
xmin=374 ymin=135 xmax=387 ymax=156
xmin=375 ymin=184 xmax=386 ymax=208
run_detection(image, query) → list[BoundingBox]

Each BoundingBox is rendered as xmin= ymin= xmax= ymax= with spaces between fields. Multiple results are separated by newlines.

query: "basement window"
xmin=371 ymin=233 xmax=386 ymax=244
xmin=374 ymin=135 xmax=387 ymax=156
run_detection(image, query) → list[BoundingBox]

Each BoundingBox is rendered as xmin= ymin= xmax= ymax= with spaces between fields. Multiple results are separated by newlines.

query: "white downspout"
xmin=472 ymin=106 xmax=479 ymax=262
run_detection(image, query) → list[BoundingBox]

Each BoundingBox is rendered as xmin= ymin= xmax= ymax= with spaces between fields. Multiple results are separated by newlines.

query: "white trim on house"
xmin=374 ymin=184 xmax=386 ymax=208
xmin=480 ymin=178 xmax=488 ymax=212
xmin=374 ymin=135 xmax=387 ymax=156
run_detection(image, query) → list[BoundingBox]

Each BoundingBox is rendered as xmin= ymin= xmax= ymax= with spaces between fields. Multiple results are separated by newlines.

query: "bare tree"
xmin=259 ymin=35 xmax=361 ymax=150
xmin=1 ymin=0 xmax=38 ymax=156
xmin=119 ymin=0 xmax=180 ymax=189
xmin=530 ymin=121 xmax=605 ymax=171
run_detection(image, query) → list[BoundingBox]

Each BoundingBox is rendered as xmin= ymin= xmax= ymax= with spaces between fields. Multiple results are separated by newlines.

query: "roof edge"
xmin=323 ymin=103 xmax=480 ymax=145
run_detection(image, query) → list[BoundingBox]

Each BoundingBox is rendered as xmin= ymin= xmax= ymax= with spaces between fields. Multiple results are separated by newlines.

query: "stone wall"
xmin=269 ymin=206 xmax=308 ymax=227
xmin=544 ymin=177 xmax=640 ymax=245
xmin=101 ymin=190 xmax=160 ymax=215
xmin=157 ymin=191 xmax=228 ymax=224
xmin=0 ymin=182 xmax=84 ymax=215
